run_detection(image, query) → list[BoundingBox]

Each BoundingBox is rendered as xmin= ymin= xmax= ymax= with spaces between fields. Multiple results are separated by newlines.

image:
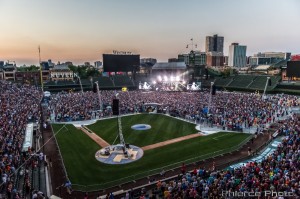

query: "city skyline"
xmin=0 ymin=0 xmax=299 ymax=65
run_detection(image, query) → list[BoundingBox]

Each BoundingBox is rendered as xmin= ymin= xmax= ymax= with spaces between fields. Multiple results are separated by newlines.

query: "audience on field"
xmin=49 ymin=90 xmax=298 ymax=133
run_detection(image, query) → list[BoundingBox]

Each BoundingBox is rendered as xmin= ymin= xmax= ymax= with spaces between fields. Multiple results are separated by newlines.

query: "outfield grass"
xmin=53 ymin=123 xmax=250 ymax=191
xmin=86 ymin=114 xmax=199 ymax=147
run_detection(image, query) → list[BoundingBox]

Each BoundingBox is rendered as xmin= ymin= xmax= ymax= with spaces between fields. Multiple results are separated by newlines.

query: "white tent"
xmin=44 ymin=91 xmax=51 ymax=97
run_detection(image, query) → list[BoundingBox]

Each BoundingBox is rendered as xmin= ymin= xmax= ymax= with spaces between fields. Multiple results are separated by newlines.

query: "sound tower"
xmin=93 ymin=83 xmax=97 ymax=93
xmin=112 ymin=99 xmax=119 ymax=115
xmin=268 ymin=78 xmax=272 ymax=86
xmin=212 ymin=84 xmax=216 ymax=95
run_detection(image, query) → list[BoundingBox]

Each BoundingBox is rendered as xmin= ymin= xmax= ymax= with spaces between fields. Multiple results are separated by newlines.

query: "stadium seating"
xmin=227 ymin=75 xmax=255 ymax=88
xmin=214 ymin=77 xmax=233 ymax=87
xmin=113 ymin=76 xmax=134 ymax=87
xmin=248 ymin=76 xmax=281 ymax=90
xmin=93 ymin=77 xmax=114 ymax=88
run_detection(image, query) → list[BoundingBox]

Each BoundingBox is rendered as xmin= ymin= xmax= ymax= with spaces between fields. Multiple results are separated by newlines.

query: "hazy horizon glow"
xmin=0 ymin=0 xmax=299 ymax=65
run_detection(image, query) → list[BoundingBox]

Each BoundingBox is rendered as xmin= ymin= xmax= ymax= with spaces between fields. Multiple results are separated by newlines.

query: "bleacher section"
xmin=227 ymin=75 xmax=255 ymax=88
xmin=44 ymin=76 xmax=137 ymax=92
xmin=248 ymin=76 xmax=281 ymax=90
xmin=214 ymin=75 xmax=281 ymax=92
xmin=113 ymin=76 xmax=135 ymax=87
xmin=214 ymin=77 xmax=233 ymax=88
xmin=93 ymin=77 xmax=114 ymax=88
xmin=135 ymin=74 xmax=150 ymax=85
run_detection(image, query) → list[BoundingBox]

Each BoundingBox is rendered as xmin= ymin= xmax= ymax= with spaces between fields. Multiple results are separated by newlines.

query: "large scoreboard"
xmin=103 ymin=54 xmax=140 ymax=72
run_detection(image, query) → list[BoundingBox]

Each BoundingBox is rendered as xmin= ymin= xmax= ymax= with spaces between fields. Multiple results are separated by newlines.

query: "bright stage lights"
xmin=152 ymin=81 xmax=156 ymax=85
xmin=157 ymin=76 xmax=162 ymax=81
xmin=176 ymin=76 xmax=180 ymax=81
xmin=164 ymin=76 xmax=168 ymax=81
xmin=170 ymin=76 xmax=174 ymax=82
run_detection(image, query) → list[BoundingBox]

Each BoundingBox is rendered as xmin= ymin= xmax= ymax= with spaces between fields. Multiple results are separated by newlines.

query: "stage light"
xmin=176 ymin=76 xmax=180 ymax=81
xmin=157 ymin=76 xmax=162 ymax=81
xmin=164 ymin=76 xmax=168 ymax=81
xmin=152 ymin=81 xmax=156 ymax=85
xmin=170 ymin=76 xmax=174 ymax=82
xmin=183 ymin=81 xmax=186 ymax=84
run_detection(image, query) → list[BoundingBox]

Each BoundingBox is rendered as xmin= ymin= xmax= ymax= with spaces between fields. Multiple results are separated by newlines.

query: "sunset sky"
xmin=0 ymin=0 xmax=299 ymax=65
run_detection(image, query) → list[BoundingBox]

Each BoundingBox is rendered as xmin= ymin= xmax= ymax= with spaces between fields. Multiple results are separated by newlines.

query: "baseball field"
xmin=52 ymin=114 xmax=250 ymax=191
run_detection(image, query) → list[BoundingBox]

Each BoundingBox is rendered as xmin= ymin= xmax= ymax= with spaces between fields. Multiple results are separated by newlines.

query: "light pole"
xmin=262 ymin=77 xmax=270 ymax=100
xmin=94 ymin=81 xmax=102 ymax=111
xmin=74 ymin=73 xmax=83 ymax=93
xmin=207 ymin=82 xmax=214 ymax=115
xmin=186 ymin=38 xmax=199 ymax=83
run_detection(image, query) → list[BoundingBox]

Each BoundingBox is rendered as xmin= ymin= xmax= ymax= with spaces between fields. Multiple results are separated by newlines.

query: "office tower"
xmin=228 ymin=43 xmax=247 ymax=67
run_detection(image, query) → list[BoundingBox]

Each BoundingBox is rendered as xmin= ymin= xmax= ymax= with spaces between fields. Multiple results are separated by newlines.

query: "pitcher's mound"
xmin=131 ymin=124 xmax=151 ymax=130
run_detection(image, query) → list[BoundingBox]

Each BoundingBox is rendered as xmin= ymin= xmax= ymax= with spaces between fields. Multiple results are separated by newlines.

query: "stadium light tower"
xmin=186 ymin=38 xmax=199 ymax=86
xmin=186 ymin=38 xmax=197 ymax=51
xmin=74 ymin=73 xmax=83 ymax=93
xmin=94 ymin=81 xmax=102 ymax=111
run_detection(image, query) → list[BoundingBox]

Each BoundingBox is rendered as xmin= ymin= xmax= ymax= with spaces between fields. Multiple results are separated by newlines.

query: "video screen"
xmin=287 ymin=61 xmax=300 ymax=77
xmin=103 ymin=54 xmax=140 ymax=72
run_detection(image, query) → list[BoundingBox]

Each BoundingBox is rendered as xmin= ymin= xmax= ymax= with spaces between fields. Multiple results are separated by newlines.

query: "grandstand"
xmin=214 ymin=74 xmax=281 ymax=92
xmin=112 ymin=75 xmax=135 ymax=88
xmin=214 ymin=77 xmax=233 ymax=88
xmin=93 ymin=76 xmax=114 ymax=88
xmin=3 ymin=78 xmax=300 ymax=198
xmin=248 ymin=75 xmax=281 ymax=91
xmin=227 ymin=75 xmax=255 ymax=88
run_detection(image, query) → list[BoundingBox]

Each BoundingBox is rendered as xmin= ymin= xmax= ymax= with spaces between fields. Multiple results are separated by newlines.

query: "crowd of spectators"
xmin=49 ymin=90 xmax=299 ymax=131
xmin=0 ymin=81 xmax=43 ymax=198
xmin=126 ymin=115 xmax=300 ymax=198
xmin=1 ymin=79 xmax=300 ymax=198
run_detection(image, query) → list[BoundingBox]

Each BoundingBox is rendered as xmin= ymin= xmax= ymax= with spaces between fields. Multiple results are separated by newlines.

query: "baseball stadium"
xmin=1 ymin=50 xmax=300 ymax=199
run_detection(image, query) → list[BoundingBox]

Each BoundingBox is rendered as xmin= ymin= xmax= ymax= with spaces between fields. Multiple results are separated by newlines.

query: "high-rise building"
xmin=94 ymin=61 xmax=103 ymax=68
xmin=205 ymin=34 xmax=224 ymax=54
xmin=228 ymin=43 xmax=247 ymax=67
xmin=206 ymin=52 xmax=224 ymax=67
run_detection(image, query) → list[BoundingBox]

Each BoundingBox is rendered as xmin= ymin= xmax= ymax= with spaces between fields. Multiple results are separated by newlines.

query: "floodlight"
xmin=164 ymin=76 xmax=168 ymax=81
